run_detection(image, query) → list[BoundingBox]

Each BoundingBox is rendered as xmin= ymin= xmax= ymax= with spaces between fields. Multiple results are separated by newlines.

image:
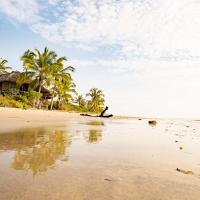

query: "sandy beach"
xmin=0 ymin=107 xmax=200 ymax=200
xmin=0 ymin=107 xmax=83 ymax=132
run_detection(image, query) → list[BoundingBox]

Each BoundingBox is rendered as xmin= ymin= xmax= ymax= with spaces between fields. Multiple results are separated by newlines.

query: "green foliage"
xmin=1 ymin=88 xmax=11 ymax=96
xmin=42 ymin=100 xmax=51 ymax=108
xmin=17 ymin=95 xmax=28 ymax=104
xmin=0 ymin=47 xmax=107 ymax=112
xmin=86 ymin=88 xmax=105 ymax=113
xmin=20 ymin=48 xmax=53 ymax=90
xmin=48 ymin=59 xmax=76 ymax=110
xmin=20 ymin=47 xmax=76 ymax=109
xmin=73 ymin=88 xmax=105 ymax=113
xmin=74 ymin=95 xmax=86 ymax=108
xmin=24 ymin=90 xmax=42 ymax=101
xmin=59 ymin=102 xmax=77 ymax=111
xmin=0 ymin=58 xmax=11 ymax=74
xmin=17 ymin=91 xmax=42 ymax=106
xmin=0 ymin=96 xmax=28 ymax=109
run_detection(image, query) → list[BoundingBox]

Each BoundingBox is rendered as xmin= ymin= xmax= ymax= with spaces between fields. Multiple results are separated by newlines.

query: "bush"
xmin=16 ymin=91 xmax=42 ymax=107
xmin=41 ymin=99 xmax=51 ymax=109
xmin=16 ymin=95 xmax=28 ymax=104
xmin=24 ymin=91 xmax=42 ymax=101
xmin=59 ymin=102 xmax=78 ymax=111
xmin=0 ymin=96 xmax=28 ymax=109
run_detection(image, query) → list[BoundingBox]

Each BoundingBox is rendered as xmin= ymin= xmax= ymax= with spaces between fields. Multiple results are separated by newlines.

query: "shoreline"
xmin=1 ymin=107 xmax=199 ymax=133
xmin=0 ymin=107 xmax=138 ymax=132
xmin=0 ymin=107 xmax=79 ymax=132
xmin=0 ymin=107 xmax=141 ymax=119
xmin=1 ymin=106 xmax=198 ymax=120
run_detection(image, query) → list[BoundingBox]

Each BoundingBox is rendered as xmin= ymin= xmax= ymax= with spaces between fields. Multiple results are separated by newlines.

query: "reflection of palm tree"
xmin=0 ymin=128 xmax=71 ymax=175
xmin=12 ymin=131 xmax=70 ymax=175
xmin=86 ymin=130 xmax=102 ymax=143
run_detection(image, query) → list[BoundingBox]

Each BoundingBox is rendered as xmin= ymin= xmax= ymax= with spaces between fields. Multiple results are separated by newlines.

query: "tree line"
xmin=0 ymin=47 xmax=105 ymax=113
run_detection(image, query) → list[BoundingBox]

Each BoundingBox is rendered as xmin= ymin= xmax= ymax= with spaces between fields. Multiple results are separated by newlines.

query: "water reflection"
xmin=83 ymin=121 xmax=104 ymax=126
xmin=86 ymin=130 xmax=102 ymax=143
xmin=0 ymin=128 xmax=71 ymax=175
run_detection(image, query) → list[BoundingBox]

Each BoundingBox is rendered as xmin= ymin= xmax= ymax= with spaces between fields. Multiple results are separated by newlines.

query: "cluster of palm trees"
xmin=1 ymin=47 xmax=105 ymax=113
xmin=75 ymin=88 xmax=105 ymax=113
xmin=19 ymin=47 xmax=76 ymax=109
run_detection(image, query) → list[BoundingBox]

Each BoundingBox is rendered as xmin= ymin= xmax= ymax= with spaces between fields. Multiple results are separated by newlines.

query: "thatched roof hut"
xmin=0 ymin=71 xmax=52 ymax=99
xmin=0 ymin=71 xmax=21 ymax=83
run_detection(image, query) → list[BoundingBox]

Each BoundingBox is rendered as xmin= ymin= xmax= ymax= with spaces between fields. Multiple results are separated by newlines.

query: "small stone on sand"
xmin=104 ymin=178 xmax=112 ymax=182
xmin=148 ymin=120 xmax=157 ymax=126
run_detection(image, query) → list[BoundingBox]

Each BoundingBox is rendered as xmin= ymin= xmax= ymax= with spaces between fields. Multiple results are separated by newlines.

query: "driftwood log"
xmin=80 ymin=106 xmax=113 ymax=118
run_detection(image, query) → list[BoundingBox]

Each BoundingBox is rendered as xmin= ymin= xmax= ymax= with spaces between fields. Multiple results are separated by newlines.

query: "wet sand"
xmin=0 ymin=108 xmax=200 ymax=200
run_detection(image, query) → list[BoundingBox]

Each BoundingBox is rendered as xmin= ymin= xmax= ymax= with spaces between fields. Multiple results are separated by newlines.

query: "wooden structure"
xmin=0 ymin=71 xmax=52 ymax=99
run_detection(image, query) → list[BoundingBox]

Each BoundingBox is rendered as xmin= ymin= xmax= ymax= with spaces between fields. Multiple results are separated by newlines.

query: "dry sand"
xmin=0 ymin=107 xmax=132 ymax=131
xmin=0 ymin=107 xmax=200 ymax=200
xmin=0 ymin=107 xmax=82 ymax=132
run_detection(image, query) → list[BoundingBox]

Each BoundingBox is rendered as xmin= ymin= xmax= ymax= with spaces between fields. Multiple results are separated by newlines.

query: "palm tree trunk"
xmin=50 ymin=88 xmax=55 ymax=110
xmin=57 ymin=97 xmax=61 ymax=109
xmin=37 ymin=84 xmax=42 ymax=109
xmin=38 ymin=84 xmax=42 ymax=93
xmin=50 ymin=95 xmax=54 ymax=110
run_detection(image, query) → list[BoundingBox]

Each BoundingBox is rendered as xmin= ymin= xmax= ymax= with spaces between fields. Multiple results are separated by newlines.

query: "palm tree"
xmin=20 ymin=47 xmax=71 ymax=107
xmin=55 ymin=78 xmax=76 ymax=109
xmin=0 ymin=58 xmax=11 ymax=74
xmin=20 ymin=47 xmax=57 ymax=94
xmin=74 ymin=95 xmax=86 ymax=108
xmin=48 ymin=59 xmax=75 ymax=110
xmin=86 ymin=88 xmax=105 ymax=112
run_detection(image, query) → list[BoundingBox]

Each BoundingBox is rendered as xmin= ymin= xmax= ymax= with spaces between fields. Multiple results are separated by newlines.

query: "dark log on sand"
xmin=80 ymin=106 xmax=113 ymax=118
xmin=80 ymin=114 xmax=113 ymax=118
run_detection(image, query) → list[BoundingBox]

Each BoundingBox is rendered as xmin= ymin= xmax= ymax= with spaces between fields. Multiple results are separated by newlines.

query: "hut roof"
xmin=35 ymin=85 xmax=51 ymax=94
xmin=0 ymin=71 xmax=52 ymax=97
xmin=0 ymin=71 xmax=21 ymax=83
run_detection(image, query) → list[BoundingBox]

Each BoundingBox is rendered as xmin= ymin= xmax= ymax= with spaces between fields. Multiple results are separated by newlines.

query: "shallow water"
xmin=0 ymin=118 xmax=200 ymax=200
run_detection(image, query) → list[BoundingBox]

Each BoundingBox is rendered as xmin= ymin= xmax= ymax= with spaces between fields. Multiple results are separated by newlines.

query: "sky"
xmin=0 ymin=0 xmax=200 ymax=118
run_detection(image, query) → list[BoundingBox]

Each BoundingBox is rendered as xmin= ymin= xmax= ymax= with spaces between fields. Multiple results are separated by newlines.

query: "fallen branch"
xmin=80 ymin=106 xmax=113 ymax=118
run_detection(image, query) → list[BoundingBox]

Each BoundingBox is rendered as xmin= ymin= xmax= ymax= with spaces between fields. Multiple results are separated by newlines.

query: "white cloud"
xmin=47 ymin=0 xmax=59 ymax=5
xmin=0 ymin=0 xmax=40 ymax=23
xmin=1 ymin=0 xmax=200 ymax=61
xmin=1 ymin=0 xmax=200 ymax=87
xmin=72 ymin=58 xmax=200 ymax=83
xmin=37 ymin=0 xmax=200 ymax=60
